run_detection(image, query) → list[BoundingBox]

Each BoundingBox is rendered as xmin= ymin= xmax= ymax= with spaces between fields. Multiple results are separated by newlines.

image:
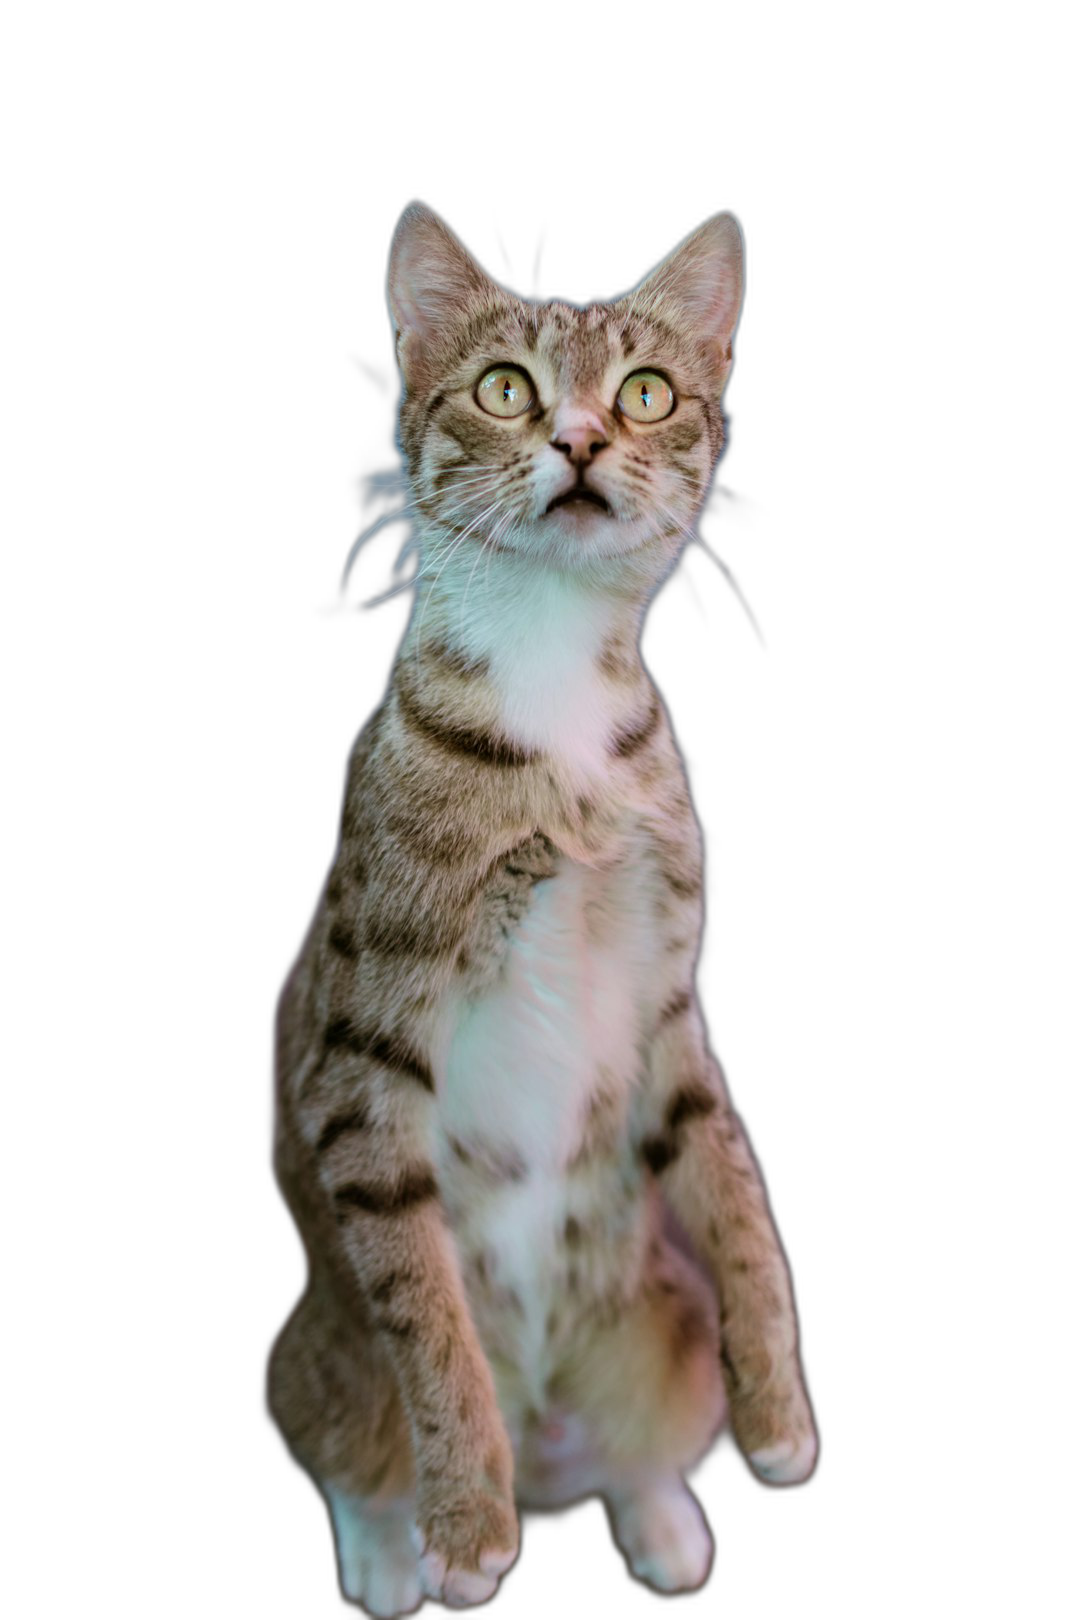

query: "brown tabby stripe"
xmin=669 ymin=421 xmax=704 ymax=453
xmin=421 ymin=637 xmax=490 ymax=681
xmin=597 ymin=634 xmax=637 ymax=682
xmin=364 ymin=905 xmax=464 ymax=960
xmin=369 ymin=1268 xmax=419 ymax=1304
xmin=663 ymin=867 xmax=702 ymax=899
xmin=374 ymin=1314 xmax=420 ymax=1340
xmin=610 ymin=694 xmax=661 ymax=758
xmin=641 ymin=1134 xmax=678 ymax=1176
xmin=327 ymin=920 xmax=360 ymax=960
xmin=657 ymin=987 xmax=692 ymax=1028
xmin=323 ymin=1015 xmax=435 ymax=1093
xmin=333 ymin=1170 xmax=439 ymax=1220
xmin=665 ymin=1083 xmax=718 ymax=1132
xmin=641 ymin=1083 xmax=718 ymax=1175
xmin=372 ymin=796 xmax=471 ymax=872
xmin=394 ymin=672 xmax=536 ymax=768
xmin=316 ymin=1105 xmax=371 ymax=1154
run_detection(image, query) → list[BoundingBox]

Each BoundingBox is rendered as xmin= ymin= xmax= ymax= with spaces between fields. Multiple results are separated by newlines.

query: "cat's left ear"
xmin=387 ymin=202 xmax=499 ymax=389
xmin=628 ymin=213 xmax=744 ymax=384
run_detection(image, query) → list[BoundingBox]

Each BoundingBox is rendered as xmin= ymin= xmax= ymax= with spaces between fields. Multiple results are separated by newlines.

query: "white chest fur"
xmin=448 ymin=559 xmax=632 ymax=780
xmin=440 ymin=852 xmax=650 ymax=1168
xmin=436 ymin=847 xmax=656 ymax=1405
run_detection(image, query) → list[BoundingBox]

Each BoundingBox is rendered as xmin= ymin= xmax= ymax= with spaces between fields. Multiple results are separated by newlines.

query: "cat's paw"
xmin=343 ymin=1551 xmax=423 ymax=1619
xmin=326 ymin=1490 xmax=423 ymax=1619
xmin=414 ymin=1487 xmax=519 ymax=1609
xmin=608 ymin=1476 xmax=714 ymax=1594
xmin=735 ymin=1382 xmax=819 ymax=1486
xmin=749 ymin=1430 xmax=818 ymax=1485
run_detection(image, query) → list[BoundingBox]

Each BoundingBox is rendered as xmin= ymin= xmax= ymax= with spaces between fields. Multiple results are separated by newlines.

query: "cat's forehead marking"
xmin=451 ymin=298 xmax=629 ymax=409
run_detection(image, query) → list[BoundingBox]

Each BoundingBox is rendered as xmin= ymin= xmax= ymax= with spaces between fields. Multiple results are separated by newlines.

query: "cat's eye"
xmin=617 ymin=370 xmax=675 ymax=423
xmin=475 ymin=366 xmax=534 ymax=418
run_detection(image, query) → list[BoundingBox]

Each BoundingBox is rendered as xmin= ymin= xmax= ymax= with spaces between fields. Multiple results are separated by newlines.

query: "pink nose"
xmin=551 ymin=414 xmax=608 ymax=466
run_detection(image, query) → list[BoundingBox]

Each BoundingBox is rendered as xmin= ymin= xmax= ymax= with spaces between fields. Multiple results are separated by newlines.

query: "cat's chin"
xmin=519 ymin=511 xmax=672 ymax=577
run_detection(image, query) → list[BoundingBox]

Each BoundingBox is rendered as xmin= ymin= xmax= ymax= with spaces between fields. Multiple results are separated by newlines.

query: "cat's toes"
xmin=352 ymin=1561 xmax=424 ymax=1613
xmin=418 ymin=1548 xmax=498 ymax=1609
xmin=347 ymin=1555 xmax=423 ymax=1619
xmin=411 ymin=1509 xmax=518 ymax=1600
xmin=327 ymin=1491 xmax=423 ymax=1618
xmin=608 ymin=1476 xmax=714 ymax=1593
xmin=748 ymin=1429 xmax=819 ymax=1485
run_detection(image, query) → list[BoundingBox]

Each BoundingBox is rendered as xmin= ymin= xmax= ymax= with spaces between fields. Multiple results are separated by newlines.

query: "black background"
xmin=210 ymin=149 xmax=919 ymax=1607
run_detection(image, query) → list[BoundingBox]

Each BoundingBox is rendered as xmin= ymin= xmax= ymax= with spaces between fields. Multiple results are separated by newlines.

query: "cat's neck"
xmin=400 ymin=539 xmax=654 ymax=782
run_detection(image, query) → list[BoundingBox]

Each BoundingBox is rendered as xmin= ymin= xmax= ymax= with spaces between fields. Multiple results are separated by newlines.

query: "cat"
xmin=268 ymin=202 xmax=818 ymax=1617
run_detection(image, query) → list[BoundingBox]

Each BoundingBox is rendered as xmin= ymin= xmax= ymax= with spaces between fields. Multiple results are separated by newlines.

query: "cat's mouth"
xmin=544 ymin=484 xmax=611 ymax=516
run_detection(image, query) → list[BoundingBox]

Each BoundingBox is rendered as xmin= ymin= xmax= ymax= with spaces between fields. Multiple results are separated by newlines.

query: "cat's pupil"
xmin=502 ymin=378 xmax=514 ymax=402
xmin=640 ymin=383 xmax=652 ymax=408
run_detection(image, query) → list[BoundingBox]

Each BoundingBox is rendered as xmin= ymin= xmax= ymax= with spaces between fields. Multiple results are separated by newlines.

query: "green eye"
xmin=617 ymin=370 xmax=675 ymax=423
xmin=476 ymin=365 xmax=534 ymax=418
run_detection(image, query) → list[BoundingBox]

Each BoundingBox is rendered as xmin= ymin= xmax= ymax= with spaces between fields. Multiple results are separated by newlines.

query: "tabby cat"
xmin=268 ymin=203 xmax=818 ymax=1616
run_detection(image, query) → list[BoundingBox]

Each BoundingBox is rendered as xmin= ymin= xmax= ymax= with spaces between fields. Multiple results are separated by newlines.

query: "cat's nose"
xmin=551 ymin=413 xmax=608 ymax=465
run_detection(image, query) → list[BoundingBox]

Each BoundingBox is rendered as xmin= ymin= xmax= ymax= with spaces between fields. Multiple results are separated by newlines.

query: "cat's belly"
xmin=435 ymin=853 xmax=655 ymax=1407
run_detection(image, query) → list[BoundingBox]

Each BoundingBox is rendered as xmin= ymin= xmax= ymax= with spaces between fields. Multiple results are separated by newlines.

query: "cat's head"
xmin=387 ymin=203 xmax=742 ymax=582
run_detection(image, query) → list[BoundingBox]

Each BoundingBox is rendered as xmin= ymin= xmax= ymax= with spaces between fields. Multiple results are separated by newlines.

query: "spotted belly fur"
xmin=434 ymin=846 xmax=658 ymax=1419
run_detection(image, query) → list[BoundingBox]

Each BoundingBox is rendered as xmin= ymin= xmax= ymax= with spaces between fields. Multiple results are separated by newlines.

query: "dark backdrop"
xmin=208 ymin=149 xmax=913 ymax=1607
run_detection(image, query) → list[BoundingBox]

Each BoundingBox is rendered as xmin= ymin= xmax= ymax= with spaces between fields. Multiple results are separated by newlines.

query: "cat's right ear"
xmin=387 ymin=203 xmax=496 ymax=390
xmin=627 ymin=212 xmax=745 ymax=388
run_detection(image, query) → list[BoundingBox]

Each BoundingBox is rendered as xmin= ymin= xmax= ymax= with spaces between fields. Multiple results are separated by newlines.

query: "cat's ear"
xmin=388 ymin=202 xmax=498 ymax=388
xmin=628 ymin=213 xmax=744 ymax=382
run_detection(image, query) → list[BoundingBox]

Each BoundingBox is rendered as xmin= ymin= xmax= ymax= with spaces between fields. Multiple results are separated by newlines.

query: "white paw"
xmin=348 ymin=1554 xmax=423 ymax=1619
xmin=749 ymin=1430 xmax=819 ymax=1485
xmin=609 ymin=1477 xmax=714 ymax=1593
xmin=327 ymin=1488 xmax=423 ymax=1618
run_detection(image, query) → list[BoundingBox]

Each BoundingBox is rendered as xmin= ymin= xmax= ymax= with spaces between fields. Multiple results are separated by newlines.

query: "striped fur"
xmin=268 ymin=205 xmax=817 ymax=1614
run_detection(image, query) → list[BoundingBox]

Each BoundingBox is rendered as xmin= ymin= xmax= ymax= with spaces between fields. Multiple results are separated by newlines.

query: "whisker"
xmin=361 ymin=466 xmax=408 ymax=505
xmin=459 ymin=535 xmax=493 ymax=639
xmin=360 ymin=573 xmax=421 ymax=609
xmin=356 ymin=510 xmax=486 ymax=613
xmin=392 ymin=529 xmax=420 ymax=576
xmin=426 ymin=468 xmax=504 ymax=492
xmin=459 ymin=503 xmax=517 ymax=638
xmin=344 ymin=463 xmax=509 ymax=608
xmin=664 ymin=466 xmax=742 ymax=511
xmin=652 ymin=497 xmax=765 ymax=648
xmin=413 ymin=497 xmax=505 ymax=681
xmin=423 ymin=479 xmax=505 ymax=525
xmin=341 ymin=507 xmax=413 ymax=595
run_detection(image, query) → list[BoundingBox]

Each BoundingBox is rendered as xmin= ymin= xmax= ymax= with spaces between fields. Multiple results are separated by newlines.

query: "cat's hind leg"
xmin=604 ymin=1473 xmax=714 ymax=1593
xmin=546 ymin=1237 xmax=725 ymax=1593
xmin=324 ymin=1488 xmax=422 ymax=1619
xmin=268 ymin=1279 xmax=422 ymax=1616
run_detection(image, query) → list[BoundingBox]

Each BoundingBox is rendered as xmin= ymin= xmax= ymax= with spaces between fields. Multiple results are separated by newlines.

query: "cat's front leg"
xmin=639 ymin=995 xmax=819 ymax=1484
xmin=296 ymin=1043 xmax=520 ymax=1605
xmin=412 ymin=1378 xmax=519 ymax=1609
